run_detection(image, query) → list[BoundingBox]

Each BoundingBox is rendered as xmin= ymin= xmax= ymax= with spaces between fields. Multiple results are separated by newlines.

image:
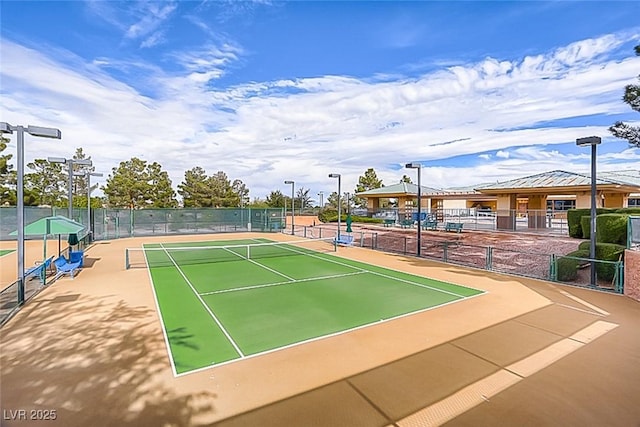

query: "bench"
xmin=422 ymin=220 xmax=438 ymax=231
xmin=445 ymin=222 xmax=464 ymax=233
xmin=25 ymin=256 xmax=54 ymax=282
xmin=53 ymin=256 xmax=82 ymax=280
xmin=400 ymin=219 xmax=414 ymax=229
xmin=335 ymin=235 xmax=354 ymax=246
xmin=382 ymin=219 xmax=395 ymax=227
xmin=69 ymin=250 xmax=84 ymax=268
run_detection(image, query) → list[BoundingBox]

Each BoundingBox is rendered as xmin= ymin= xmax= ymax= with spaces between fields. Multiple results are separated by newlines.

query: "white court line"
xmin=559 ymin=290 xmax=610 ymax=316
xmin=223 ymin=245 xmax=296 ymax=281
xmin=142 ymin=244 xmax=179 ymax=377
xmin=272 ymin=241 xmax=471 ymax=299
xmin=160 ymin=244 xmax=245 ymax=358
xmin=199 ymin=271 xmax=368 ymax=296
xmin=397 ymin=320 xmax=619 ymax=427
xmin=175 ymin=292 xmax=485 ymax=378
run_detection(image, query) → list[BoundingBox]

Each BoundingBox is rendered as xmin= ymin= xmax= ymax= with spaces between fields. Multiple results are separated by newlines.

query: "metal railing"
xmin=295 ymin=224 xmax=624 ymax=294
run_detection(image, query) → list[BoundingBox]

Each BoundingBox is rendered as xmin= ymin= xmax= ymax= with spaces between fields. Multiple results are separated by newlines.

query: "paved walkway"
xmin=215 ymin=282 xmax=640 ymax=426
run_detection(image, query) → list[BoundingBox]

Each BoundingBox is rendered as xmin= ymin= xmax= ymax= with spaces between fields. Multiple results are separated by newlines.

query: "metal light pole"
xmin=576 ymin=136 xmax=601 ymax=286
xmin=284 ymin=180 xmax=295 ymax=236
xmin=318 ymin=191 xmax=324 ymax=209
xmin=0 ymin=122 xmax=61 ymax=305
xmin=76 ymin=171 xmax=103 ymax=240
xmin=48 ymin=157 xmax=92 ymax=221
xmin=406 ymin=163 xmax=422 ymax=257
xmin=329 ymin=173 xmax=341 ymax=240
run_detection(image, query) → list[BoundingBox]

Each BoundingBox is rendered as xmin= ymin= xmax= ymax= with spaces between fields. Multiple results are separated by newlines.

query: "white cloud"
xmin=1 ymin=31 xmax=639 ymax=200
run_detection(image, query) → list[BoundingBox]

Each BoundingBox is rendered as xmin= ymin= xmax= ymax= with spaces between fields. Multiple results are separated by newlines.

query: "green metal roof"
xmin=477 ymin=170 xmax=619 ymax=191
xmin=356 ymin=182 xmax=441 ymax=196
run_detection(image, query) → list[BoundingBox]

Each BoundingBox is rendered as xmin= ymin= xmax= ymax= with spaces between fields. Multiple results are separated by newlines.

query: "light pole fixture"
xmin=284 ymin=180 xmax=295 ymax=236
xmin=328 ymin=173 xmax=341 ymax=240
xmin=406 ymin=163 xmax=422 ymax=257
xmin=48 ymin=157 xmax=93 ymax=221
xmin=76 ymin=171 xmax=103 ymax=240
xmin=576 ymin=136 xmax=601 ymax=286
xmin=0 ymin=122 xmax=61 ymax=305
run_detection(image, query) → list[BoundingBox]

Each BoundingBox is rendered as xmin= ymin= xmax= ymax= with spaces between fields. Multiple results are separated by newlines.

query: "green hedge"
xmin=576 ymin=242 xmax=625 ymax=281
xmin=557 ymin=249 xmax=590 ymax=281
xmin=580 ymin=216 xmax=591 ymax=239
xmin=596 ymin=214 xmax=628 ymax=245
xmin=317 ymin=209 xmax=383 ymax=224
xmin=568 ymin=207 xmax=640 ymax=238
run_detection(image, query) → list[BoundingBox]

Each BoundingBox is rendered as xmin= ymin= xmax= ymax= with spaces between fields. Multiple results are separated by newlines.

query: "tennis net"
xmin=125 ymin=238 xmax=337 ymax=269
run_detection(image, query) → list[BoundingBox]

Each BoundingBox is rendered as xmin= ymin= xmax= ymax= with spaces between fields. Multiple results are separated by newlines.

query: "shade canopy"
xmin=10 ymin=216 xmax=86 ymax=237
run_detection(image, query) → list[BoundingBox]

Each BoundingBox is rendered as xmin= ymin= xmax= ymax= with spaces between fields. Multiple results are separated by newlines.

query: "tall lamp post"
xmin=76 ymin=171 xmax=103 ymax=240
xmin=284 ymin=180 xmax=295 ymax=236
xmin=405 ymin=163 xmax=422 ymax=257
xmin=576 ymin=136 xmax=601 ymax=286
xmin=329 ymin=173 xmax=341 ymax=241
xmin=0 ymin=122 xmax=61 ymax=305
xmin=318 ymin=191 xmax=324 ymax=209
xmin=48 ymin=157 xmax=93 ymax=221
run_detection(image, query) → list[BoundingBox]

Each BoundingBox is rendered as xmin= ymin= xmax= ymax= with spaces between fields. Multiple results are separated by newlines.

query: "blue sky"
xmin=1 ymin=1 xmax=639 ymax=201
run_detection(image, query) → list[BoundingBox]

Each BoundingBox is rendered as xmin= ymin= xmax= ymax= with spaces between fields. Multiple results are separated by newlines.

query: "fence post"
xmin=549 ymin=254 xmax=557 ymax=281
xmin=486 ymin=247 xmax=492 ymax=270
xmin=443 ymin=242 xmax=448 ymax=263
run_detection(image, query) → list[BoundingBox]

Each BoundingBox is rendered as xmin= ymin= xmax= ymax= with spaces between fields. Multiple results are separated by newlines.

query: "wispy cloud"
xmin=1 ymin=30 xmax=639 ymax=197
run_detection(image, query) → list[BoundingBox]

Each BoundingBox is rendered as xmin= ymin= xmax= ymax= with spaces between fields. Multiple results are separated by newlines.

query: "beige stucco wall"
xmin=624 ymin=250 xmax=640 ymax=302
xmin=603 ymin=193 xmax=628 ymax=208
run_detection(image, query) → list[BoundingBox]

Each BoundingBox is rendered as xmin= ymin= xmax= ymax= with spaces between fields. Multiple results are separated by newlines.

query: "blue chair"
xmin=69 ymin=250 xmax=84 ymax=268
xmin=53 ymin=256 xmax=82 ymax=280
xmin=25 ymin=256 xmax=54 ymax=283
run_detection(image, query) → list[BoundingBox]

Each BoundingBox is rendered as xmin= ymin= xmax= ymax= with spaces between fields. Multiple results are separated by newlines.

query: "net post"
xmin=125 ymin=248 xmax=130 ymax=270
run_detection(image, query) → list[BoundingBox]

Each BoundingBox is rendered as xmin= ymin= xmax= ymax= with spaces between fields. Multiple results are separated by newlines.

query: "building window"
xmin=547 ymin=200 xmax=576 ymax=211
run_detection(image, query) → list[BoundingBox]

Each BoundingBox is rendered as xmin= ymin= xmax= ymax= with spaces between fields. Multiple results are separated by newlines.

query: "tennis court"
xmin=126 ymin=237 xmax=484 ymax=375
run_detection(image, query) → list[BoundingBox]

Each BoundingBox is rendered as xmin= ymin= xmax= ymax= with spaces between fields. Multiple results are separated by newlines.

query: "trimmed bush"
xmin=317 ymin=209 xmax=382 ymax=224
xmin=580 ymin=216 xmax=591 ymax=239
xmin=567 ymin=208 xmax=616 ymax=238
xmin=596 ymin=213 xmax=628 ymax=245
xmin=567 ymin=209 xmax=590 ymax=238
xmin=576 ymin=242 xmax=625 ymax=281
xmin=556 ymin=249 xmax=590 ymax=282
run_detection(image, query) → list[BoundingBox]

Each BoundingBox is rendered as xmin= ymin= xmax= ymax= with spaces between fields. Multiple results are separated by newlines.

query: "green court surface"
xmin=135 ymin=238 xmax=484 ymax=375
xmin=0 ymin=249 xmax=14 ymax=257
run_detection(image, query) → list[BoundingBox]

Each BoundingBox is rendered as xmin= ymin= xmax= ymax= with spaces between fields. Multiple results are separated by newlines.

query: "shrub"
xmin=556 ymin=249 xmax=590 ymax=282
xmin=575 ymin=242 xmax=625 ymax=282
xmin=317 ymin=209 xmax=382 ymax=224
xmin=596 ymin=214 xmax=628 ymax=245
xmin=567 ymin=209 xmax=590 ymax=238
xmin=567 ymin=208 xmax=616 ymax=238
xmin=580 ymin=216 xmax=591 ymax=239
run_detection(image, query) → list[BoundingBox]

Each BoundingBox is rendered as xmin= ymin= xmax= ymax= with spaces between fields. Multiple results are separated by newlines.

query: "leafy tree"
xmin=247 ymin=197 xmax=269 ymax=208
xmin=231 ymin=179 xmax=249 ymax=207
xmin=102 ymin=157 xmax=176 ymax=208
xmin=148 ymin=162 xmax=178 ymax=208
xmin=266 ymin=190 xmax=287 ymax=208
xmin=327 ymin=191 xmax=350 ymax=211
xmin=0 ymin=136 xmax=16 ymax=205
xmin=208 ymin=171 xmax=235 ymax=207
xmin=178 ymin=167 xmax=210 ymax=207
xmin=24 ymin=159 xmax=66 ymax=206
xmin=70 ymin=147 xmax=95 ymax=201
xmin=295 ymin=187 xmax=313 ymax=212
xmin=354 ymin=167 xmax=384 ymax=208
xmin=609 ymin=44 xmax=640 ymax=147
xmin=400 ymin=174 xmax=413 ymax=183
